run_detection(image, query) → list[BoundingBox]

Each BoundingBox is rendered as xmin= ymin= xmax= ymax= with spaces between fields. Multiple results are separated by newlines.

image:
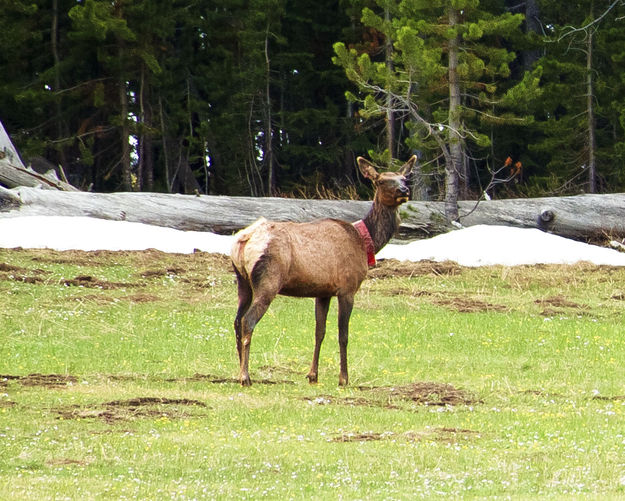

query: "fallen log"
xmin=1 ymin=185 xmax=624 ymax=241
xmin=0 ymin=157 xmax=79 ymax=192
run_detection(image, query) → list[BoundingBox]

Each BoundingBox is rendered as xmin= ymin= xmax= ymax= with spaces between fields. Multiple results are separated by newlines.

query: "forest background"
xmin=1 ymin=0 xmax=624 ymax=217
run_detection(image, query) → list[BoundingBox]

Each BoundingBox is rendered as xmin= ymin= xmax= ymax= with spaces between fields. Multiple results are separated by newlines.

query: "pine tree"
xmin=525 ymin=0 xmax=625 ymax=195
xmin=334 ymin=0 xmax=537 ymax=220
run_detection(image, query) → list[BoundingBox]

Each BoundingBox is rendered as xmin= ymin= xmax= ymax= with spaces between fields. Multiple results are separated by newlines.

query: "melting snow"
xmin=1 ymin=216 xmax=624 ymax=267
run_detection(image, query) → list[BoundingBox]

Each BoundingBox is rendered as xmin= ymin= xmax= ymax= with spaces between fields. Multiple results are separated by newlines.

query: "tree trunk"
xmin=119 ymin=74 xmax=132 ymax=191
xmin=0 ymin=157 xmax=79 ymax=191
xmin=523 ymin=0 xmax=542 ymax=70
xmin=264 ymin=25 xmax=276 ymax=196
xmin=2 ymin=185 xmax=625 ymax=241
xmin=385 ymin=5 xmax=395 ymax=158
xmin=137 ymin=63 xmax=146 ymax=192
xmin=0 ymin=121 xmax=25 ymax=169
xmin=446 ymin=8 xmax=461 ymax=221
xmin=158 ymin=94 xmax=171 ymax=193
xmin=586 ymin=6 xmax=597 ymax=193
xmin=51 ymin=0 xmax=68 ymax=169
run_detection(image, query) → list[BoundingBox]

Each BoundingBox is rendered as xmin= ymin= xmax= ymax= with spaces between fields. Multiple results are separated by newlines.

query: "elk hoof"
xmin=338 ymin=375 xmax=349 ymax=386
xmin=307 ymin=373 xmax=318 ymax=384
xmin=239 ymin=375 xmax=252 ymax=387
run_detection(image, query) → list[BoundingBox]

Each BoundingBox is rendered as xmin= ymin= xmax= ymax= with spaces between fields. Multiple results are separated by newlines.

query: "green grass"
xmin=1 ymin=248 xmax=625 ymax=499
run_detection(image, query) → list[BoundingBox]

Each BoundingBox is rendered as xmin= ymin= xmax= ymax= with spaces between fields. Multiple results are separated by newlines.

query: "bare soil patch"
xmin=0 ymin=262 xmax=27 ymax=272
xmin=536 ymin=295 xmax=584 ymax=309
xmin=29 ymin=249 xmax=170 ymax=267
xmin=140 ymin=267 xmax=186 ymax=278
xmin=535 ymin=295 xmax=589 ymax=316
xmin=0 ymin=272 xmax=46 ymax=284
xmin=380 ymin=288 xmax=432 ymax=298
xmin=592 ymin=395 xmax=625 ymax=401
xmin=331 ymin=427 xmax=479 ymax=443
xmin=432 ymin=295 xmax=508 ymax=313
xmin=105 ymin=397 xmax=206 ymax=407
xmin=0 ymin=262 xmax=50 ymax=284
xmin=0 ymin=373 xmax=78 ymax=388
xmin=305 ymin=381 xmax=479 ymax=410
xmin=55 ymin=396 xmax=209 ymax=423
xmin=61 ymin=275 xmax=141 ymax=289
xmin=363 ymin=381 xmax=481 ymax=406
xmin=303 ymin=394 xmax=394 ymax=409
xmin=370 ymin=259 xmax=463 ymax=279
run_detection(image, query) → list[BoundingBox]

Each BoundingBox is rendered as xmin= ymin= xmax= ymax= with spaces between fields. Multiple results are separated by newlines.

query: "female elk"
xmin=231 ymin=156 xmax=416 ymax=386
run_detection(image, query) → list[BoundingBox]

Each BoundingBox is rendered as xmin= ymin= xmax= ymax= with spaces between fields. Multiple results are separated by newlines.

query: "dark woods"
xmin=1 ymin=0 xmax=625 ymax=203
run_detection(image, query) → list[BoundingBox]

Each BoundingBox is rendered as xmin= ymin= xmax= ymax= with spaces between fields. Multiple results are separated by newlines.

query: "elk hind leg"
xmin=307 ymin=296 xmax=331 ymax=384
xmin=238 ymin=258 xmax=281 ymax=386
xmin=238 ymin=291 xmax=274 ymax=386
xmin=234 ymin=269 xmax=252 ymax=364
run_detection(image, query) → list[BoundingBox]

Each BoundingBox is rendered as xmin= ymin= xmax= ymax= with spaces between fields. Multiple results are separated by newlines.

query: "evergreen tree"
xmin=334 ymin=0 xmax=538 ymax=219
xmin=524 ymin=0 xmax=625 ymax=195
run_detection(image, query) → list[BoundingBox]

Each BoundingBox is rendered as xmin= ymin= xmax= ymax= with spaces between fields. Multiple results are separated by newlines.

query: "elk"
xmin=230 ymin=155 xmax=417 ymax=386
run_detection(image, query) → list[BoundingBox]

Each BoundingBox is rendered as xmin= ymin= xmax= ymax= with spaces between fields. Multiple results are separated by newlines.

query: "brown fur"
xmin=231 ymin=156 xmax=417 ymax=386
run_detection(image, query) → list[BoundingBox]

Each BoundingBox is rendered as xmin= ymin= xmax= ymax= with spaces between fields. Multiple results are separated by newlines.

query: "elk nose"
xmin=399 ymin=186 xmax=409 ymax=195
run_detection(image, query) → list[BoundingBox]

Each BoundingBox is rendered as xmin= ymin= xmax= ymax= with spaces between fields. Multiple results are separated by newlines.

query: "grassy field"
xmin=1 ymin=247 xmax=625 ymax=499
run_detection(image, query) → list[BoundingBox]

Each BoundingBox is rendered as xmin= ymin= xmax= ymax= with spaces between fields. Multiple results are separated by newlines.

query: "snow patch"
xmin=1 ymin=216 xmax=624 ymax=267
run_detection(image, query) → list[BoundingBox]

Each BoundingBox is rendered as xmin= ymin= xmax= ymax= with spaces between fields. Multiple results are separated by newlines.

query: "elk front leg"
xmin=337 ymin=294 xmax=354 ymax=386
xmin=307 ymin=296 xmax=331 ymax=384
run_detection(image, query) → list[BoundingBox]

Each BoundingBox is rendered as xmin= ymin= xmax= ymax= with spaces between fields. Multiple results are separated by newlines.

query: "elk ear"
xmin=357 ymin=157 xmax=380 ymax=181
xmin=399 ymin=155 xmax=418 ymax=178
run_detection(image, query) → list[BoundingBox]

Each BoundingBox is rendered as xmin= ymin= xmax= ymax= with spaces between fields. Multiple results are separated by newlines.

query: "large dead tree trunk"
xmin=1 ymin=184 xmax=624 ymax=241
xmin=0 ymin=158 xmax=79 ymax=192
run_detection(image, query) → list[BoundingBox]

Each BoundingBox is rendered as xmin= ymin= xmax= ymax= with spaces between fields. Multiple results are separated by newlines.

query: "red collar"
xmin=353 ymin=220 xmax=376 ymax=267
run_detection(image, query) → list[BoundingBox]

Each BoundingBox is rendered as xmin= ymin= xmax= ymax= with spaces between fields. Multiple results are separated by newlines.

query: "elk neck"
xmin=361 ymin=198 xmax=401 ymax=253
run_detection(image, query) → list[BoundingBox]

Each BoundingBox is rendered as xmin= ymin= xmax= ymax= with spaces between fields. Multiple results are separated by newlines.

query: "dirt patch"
xmin=535 ymin=295 xmax=588 ymax=316
xmin=61 ymin=275 xmax=141 ymax=289
xmin=105 ymin=397 xmax=206 ymax=407
xmin=0 ymin=263 xmax=49 ymax=284
xmin=380 ymin=288 xmax=432 ymax=297
xmin=536 ymin=295 xmax=584 ymax=309
xmin=0 ymin=272 xmax=46 ymax=284
xmin=331 ymin=427 xmax=479 ymax=443
xmin=305 ymin=382 xmax=479 ymax=409
xmin=360 ymin=381 xmax=481 ymax=406
xmin=55 ymin=396 xmax=208 ymax=423
xmin=0 ymin=373 xmax=78 ymax=388
xmin=0 ymin=263 xmax=27 ymax=272
xmin=140 ymin=267 xmax=186 ymax=279
xmin=432 ymin=296 xmax=508 ymax=313
xmin=370 ymin=259 xmax=463 ymax=279
xmin=29 ymin=249 xmax=170 ymax=267
xmin=592 ymin=395 xmax=625 ymax=401
xmin=303 ymin=394 xmax=397 ymax=409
